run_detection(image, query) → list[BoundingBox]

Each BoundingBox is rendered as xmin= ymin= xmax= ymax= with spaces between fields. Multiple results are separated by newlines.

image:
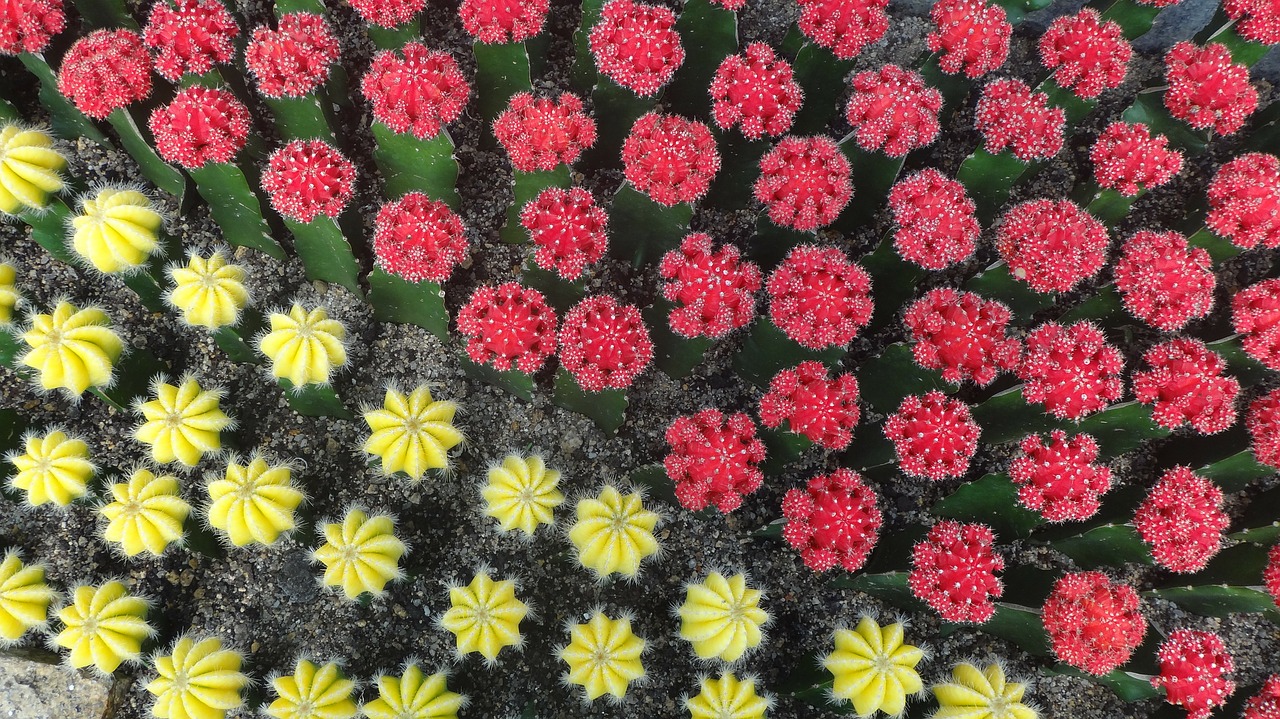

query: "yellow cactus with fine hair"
xmin=133 ymin=376 xmax=234 ymax=467
xmin=205 ymin=455 xmax=304 ymax=547
xmin=6 ymin=428 xmax=94 ymax=507
xmin=678 ymin=572 xmax=769 ymax=663
xmin=53 ymin=580 xmax=153 ymax=674
xmin=99 ymin=468 xmax=191 ymax=557
xmin=146 ymin=634 xmax=249 ymax=719
xmin=0 ymin=124 xmax=66 ymax=214
xmin=559 ymin=611 xmax=647 ymax=702
xmin=686 ymin=673 xmax=772 ymax=719
xmin=362 ymin=384 xmax=463 ymax=480
xmin=568 ymin=485 xmax=661 ymax=579
xmin=439 ymin=571 xmax=529 ymax=663
xmin=166 ymin=251 xmax=250 ymax=329
xmin=481 ymin=454 xmax=564 ymax=536
xmin=258 ymin=304 xmax=347 ymax=387
xmin=265 ymin=658 xmax=358 ymax=719
xmin=0 ymin=551 xmax=55 ymax=643
xmin=70 ymin=187 xmax=164 ymax=274
xmin=312 ymin=508 xmax=406 ymax=600
xmin=18 ymin=300 xmax=123 ymax=396
xmin=931 ymin=662 xmax=1037 ymax=719
xmin=824 ymin=616 xmax=925 ymax=717
xmin=362 ymin=664 xmax=465 ymax=719
xmin=0 ymin=262 xmax=19 ymax=324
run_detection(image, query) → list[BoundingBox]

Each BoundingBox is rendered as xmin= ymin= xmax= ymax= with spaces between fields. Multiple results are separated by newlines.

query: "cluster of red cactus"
xmin=142 ymin=0 xmax=238 ymax=82
xmin=557 ymin=295 xmax=653 ymax=392
xmin=261 ymin=140 xmax=356 ymax=223
xmin=1163 ymin=42 xmax=1258 ymax=136
xmin=1008 ymin=430 xmax=1112 ymax=522
xmin=1133 ymin=467 xmax=1230 ymax=573
xmin=1233 ymin=279 xmax=1280 ymax=370
xmin=1018 ymin=321 xmax=1124 ymax=420
xmin=1038 ymin=9 xmax=1130 ymax=99
xmin=759 ymin=361 xmax=860 ymax=450
xmin=844 ymin=65 xmax=942 ymax=158
xmin=1113 ymin=230 xmax=1216 ymax=331
xmin=1225 ymin=0 xmax=1280 ymax=43
xmin=459 ymin=0 xmax=550 ymax=43
xmin=903 ymin=288 xmax=1020 ymax=386
xmin=781 ymin=468 xmax=882 ymax=572
xmin=1041 ymin=572 xmax=1146 ymax=675
xmin=1151 ymin=629 xmax=1236 ymax=719
xmin=245 ymin=13 xmax=340 ymax=99
xmin=372 ymin=192 xmax=470 ymax=284
xmin=996 ymin=199 xmax=1109 ymax=293
xmin=57 ymin=29 xmax=153 ymax=119
xmin=664 ymin=409 xmax=766 ymax=513
xmin=766 ymin=245 xmax=871 ymax=350
xmin=887 ymin=168 xmax=979 ymax=271
xmin=520 ymin=187 xmax=609 ymax=280
xmin=1249 ymin=389 xmax=1280 ymax=469
xmin=1090 ymin=122 xmax=1184 ymax=197
xmin=884 ymin=390 xmax=980 ymax=480
xmin=622 ymin=113 xmax=720 ymax=206
xmin=456 ymin=283 xmax=559 ymax=375
xmin=926 ymin=0 xmax=1010 ymax=77
xmin=974 ymin=78 xmax=1065 ymax=162
xmin=908 ymin=520 xmax=1005 ymax=623
xmin=1206 ymin=153 xmax=1280 ymax=250
xmin=347 ymin=0 xmax=425 ymax=28
xmin=588 ymin=0 xmax=684 ymax=97
xmin=796 ymin=0 xmax=888 ymax=60
xmin=658 ymin=233 xmax=762 ymax=339
xmin=754 ymin=136 xmax=852 ymax=231
xmin=150 ymin=86 xmax=250 ymax=169
xmin=0 ymin=0 xmax=65 ymax=55
xmin=709 ymin=43 xmax=803 ymax=139
xmin=494 ymin=93 xmax=598 ymax=174
xmin=362 ymin=42 xmax=470 ymax=139
xmin=1133 ymin=338 xmax=1239 ymax=434
xmin=1245 ymin=676 xmax=1280 ymax=719
xmin=1266 ymin=545 xmax=1280 ymax=607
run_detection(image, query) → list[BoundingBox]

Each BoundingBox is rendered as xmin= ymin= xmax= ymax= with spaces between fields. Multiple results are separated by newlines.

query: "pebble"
xmin=0 ymin=653 xmax=113 ymax=719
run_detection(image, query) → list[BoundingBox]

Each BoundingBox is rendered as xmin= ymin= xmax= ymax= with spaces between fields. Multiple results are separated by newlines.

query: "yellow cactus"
xmin=53 ymin=580 xmax=153 ymax=674
xmin=823 ymin=616 xmax=925 ymax=717
xmin=362 ymin=664 xmax=464 ymax=719
xmin=559 ymin=611 xmax=646 ymax=702
xmin=18 ymin=300 xmax=123 ymax=396
xmin=312 ymin=508 xmax=406 ymax=600
xmin=931 ymin=662 xmax=1037 ymax=719
xmin=134 ymin=376 xmax=233 ymax=467
xmin=166 ymin=251 xmax=250 ymax=329
xmin=265 ymin=658 xmax=358 ymax=719
xmin=568 ymin=485 xmax=660 ymax=579
xmin=70 ymin=187 xmax=164 ymax=274
xmin=6 ymin=428 xmax=94 ymax=506
xmin=147 ymin=635 xmax=249 ymax=719
xmin=687 ymin=673 xmax=771 ymax=719
xmin=205 ymin=455 xmax=304 ymax=547
xmin=439 ymin=572 xmax=528 ymax=663
xmin=258 ymin=304 xmax=347 ymax=387
xmin=362 ymin=385 xmax=462 ymax=480
xmin=0 ymin=262 xmax=18 ymax=324
xmin=0 ymin=124 xmax=66 ymax=214
xmin=99 ymin=468 xmax=191 ymax=557
xmin=481 ymin=454 xmax=564 ymax=536
xmin=678 ymin=572 xmax=769 ymax=663
xmin=0 ymin=551 xmax=55 ymax=643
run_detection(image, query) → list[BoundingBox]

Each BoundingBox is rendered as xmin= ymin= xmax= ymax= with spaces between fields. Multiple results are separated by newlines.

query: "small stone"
xmin=0 ymin=652 xmax=113 ymax=719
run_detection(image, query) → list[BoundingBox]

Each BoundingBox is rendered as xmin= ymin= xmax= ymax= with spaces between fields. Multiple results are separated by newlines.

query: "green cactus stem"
xmin=702 ymin=132 xmax=768 ymax=211
xmin=1046 ymin=665 xmax=1160 ymax=702
xmin=1098 ymin=0 xmax=1162 ymax=38
xmin=458 ymin=357 xmax=536 ymax=402
xmin=1196 ymin=450 xmax=1273 ymax=493
xmin=186 ymin=162 xmax=285 ymax=260
xmin=366 ymin=20 xmax=422 ymax=51
xmin=788 ymin=44 xmax=853 ymax=135
xmin=607 ymin=185 xmax=692 ymax=267
xmin=520 ymin=264 xmax=586 ymax=314
xmin=643 ymin=300 xmax=712 ymax=380
xmin=1051 ymin=524 xmax=1153 ymax=569
xmin=16 ymin=200 xmax=74 ymax=265
xmin=72 ymin=0 xmax=135 ymax=29
xmin=662 ymin=0 xmax=738 ymax=120
xmin=955 ymin=148 xmax=1036 ymax=225
xmin=1147 ymin=586 xmax=1280 ymax=621
xmin=284 ymin=216 xmax=362 ymax=295
xmin=371 ymin=124 xmax=460 ymax=204
xmin=731 ymin=321 xmax=844 ymax=390
xmin=933 ymin=473 xmax=1044 ymax=539
xmin=366 ymin=270 xmax=450 ymax=341
xmin=965 ymin=262 xmax=1056 ymax=319
xmin=861 ymin=240 xmax=925 ymax=335
xmin=278 ymin=379 xmax=354 ymax=420
xmin=499 ymin=167 xmax=570 ymax=245
xmin=551 ymin=367 xmax=628 ymax=436
xmin=106 ymin=108 xmax=187 ymax=198
xmin=264 ymin=95 xmax=337 ymax=143
xmin=833 ymin=143 xmax=904 ymax=232
xmin=1188 ymin=227 xmax=1241 ymax=262
xmin=473 ymin=42 xmax=532 ymax=123
xmin=15 ymin=54 xmax=111 ymax=146
xmin=89 ymin=345 xmax=170 ymax=413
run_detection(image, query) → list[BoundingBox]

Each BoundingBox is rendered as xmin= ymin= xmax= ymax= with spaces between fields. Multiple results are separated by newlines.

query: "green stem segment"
xmin=473 ymin=42 xmax=532 ymax=123
xmin=500 ymin=166 xmax=571 ymax=244
xmin=663 ymin=0 xmax=738 ymax=120
xmin=187 ymin=163 xmax=285 ymax=260
xmin=366 ymin=269 xmax=450 ymax=341
xmin=17 ymin=54 xmax=111 ymax=145
xmin=607 ymin=185 xmax=692 ymax=267
xmin=371 ymin=124 xmax=460 ymax=205
xmin=955 ymin=149 xmax=1032 ymax=224
xmin=551 ymin=367 xmax=629 ymax=436
xmin=279 ymin=379 xmax=354 ymax=419
xmin=107 ymin=108 xmax=186 ymax=198
xmin=367 ymin=21 xmax=422 ymax=50
xmin=264 ymin=94 xmax=337 ymax=143
xmin=284 ymin=216 xmax=362 ymax=294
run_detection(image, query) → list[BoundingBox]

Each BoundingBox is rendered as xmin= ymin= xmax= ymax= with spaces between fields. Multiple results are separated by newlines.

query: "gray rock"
xmin=0 ymin=652 xmax=113 ymax=719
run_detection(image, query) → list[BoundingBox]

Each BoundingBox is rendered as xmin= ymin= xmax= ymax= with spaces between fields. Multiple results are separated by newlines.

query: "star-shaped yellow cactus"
xmin=0 ymin=262 xmax=18 ymax=324
xmin=99 ymin=468 xmax=191 ymax=557
xmin=54 ymin=580 xmax=153 ymax=674
xmin=206 ymin=455 xmax=304 ymax=546
xmin=687 ymin=673 xmax=772 ymax=719
xmin=6 ymin=428 xmax=94 ymax=506
xmin=265 ymin=658 xmax=358 ymax=719
xmin=258 ymin=304 xmax=347 ymax=387
xmin=824 ymin=616 xmax=925 ymax=717
xmin=166 ymin=251 xmax=250 ymax=329
xmin=559 ymin=611 xmax=647 ymax=702
xmin=147 ymin=635 xmax=249 ymax=719
xmin=134 ymin=376 xmax=233 ymax=467
xmin=19 ymin=300 xmax=123 ymax=396
xmin=678 ymin=572 xmax=769 ymax=663
xmin=568 ymin=485 xmax=661 ymax=579
xmin=70 ymin=187 xmax=163 ymax=274
xmin=0 ymin=551 xmax=55 ymax=643
xmin=362 ymin=664 xmax=464 ymax=719
xmin=312 ymin=508 xmax=406 ymax=600
xmin=439 ymin=572 xmax=528 ymax=663
xmin=362 ymin=385 xmax=462 ymax=480
xmin=0 ymin=124 xmax=66 ymax=214
xmin=931 ymin=662 xmax=1037 ymax=719
xmin=481 ymin=454 xmax=564 ymax=536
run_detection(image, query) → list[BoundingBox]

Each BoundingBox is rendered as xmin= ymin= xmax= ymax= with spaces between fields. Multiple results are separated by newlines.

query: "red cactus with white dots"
xmin=459 ymin=0 xmax=550 ymax=43
xmin=974 ymin=78 xmax=1065 ymax=162
xmin=1113 ymin=230 xmax=1215 ymax=332
xmin=1009 ymin=431 xmax=1112 ymax=522
xmin=261 ymin=140 xmax=356 ymax=224
xmin=1037 ymin=9 xmax=1130 ymax=99
xmin=903 ymin=288 xmax=1021 ymax=386
xmin=709 ymin=43 xmax=803 ymax=139
xmin=456 ymin=283 xmax=558 ymax=374
xmin=520 ymin=187 xmax=608 ymax=280
xmin=622 ymin=112 xmax=720 ymax=206
xmin=883 ymin=391 xmax=981 ymax=481
xmin=143 ymin=0 xmax=238 ymax=82
xmin=245 ymin=13 xmax=340 ymax=99
xmin=1206 ymin=153 xmax=1280 ymax=250
xmin=1245 ymin=675 xmax=1280 ymax=719
xmin=1151 ymin=630 xmax=1235 ymax=719
xmin=1225 ymin=0 xmax=1280 ymax=43
xmin=1232 ymin=279 xmax=1280 ymax=371
xmin=766 ymin=245 xmax=872 ymax=350
xmin=493 ymin=92 xmax=597 ymax=173
xmin=1018 ymin=322 xmax=1125 ymax=420
xmin=347 ymin=0 xmax=425 ymax=28
xmin=996 ymin=199 xmax=1109 ymax=294
xmin=372 ymin=192 xmax=469 ymax=284
xmin=1266 ymin=547 xmax=1280 ymax=608
xmin=754 ymin=136 xmax=853 ymax=231
xmin=57 ymin=29 xmax=152 ymax=120
xmin=927 ymin=0 xmax=1010 ymax=77
xmin=781 ymin=468 xmax=881 ymax=572
xmin=0 ymin=0 xmax=65 ymax=55
xmin=1133 ymin=338 xmax=1239 ymax=435
xmin=658 ymin=233 xmax=762 ymax=339
xmin=588 ymin=0 xmax=684 ymax=97
xmin=664 ymin=409 xmax=767 ymax=513
xmin=558 ymin=295 xmax=653 ymax=392
xmin=361 ymin=42 xmax=470 ymax=140
xmin=1134 ymin=467 xmax=1230 ymax=574
xmin=796 ymin=0 xmax=888 ymax=60
xmin=844 ymin=64 xmax=942 ymax=158
xmin=1248 ymin=388 xmax=1280 ymax=469
xmin=759 ymin=361 xmax=860 ymax=451
xmin=908 ymin=521 xmax=1004 ymax=624
xmin=149 ymin=86 xmax=250 ymax=169
xmin=1164 ymin=41 xmax=1258 ymax=136
xmin=887 ymin=169 xmax=979 ymax=270
xmin=1090 ymin=122 xmax=1184 ymax=197
xmin=1041 ymin=572 xmax=1147 ymax=676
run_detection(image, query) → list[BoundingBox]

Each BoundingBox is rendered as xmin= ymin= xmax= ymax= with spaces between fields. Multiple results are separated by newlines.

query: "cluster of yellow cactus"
xmin=0 ymin=124 xmax=66 ymax=214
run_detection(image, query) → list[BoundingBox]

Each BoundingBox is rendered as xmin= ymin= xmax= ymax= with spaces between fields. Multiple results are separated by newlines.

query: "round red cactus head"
xmin=927 ymin=0 xmax=1010 ymax=77
xmin=519 ymin=186 xmax=608 ymax=280
xmin=493 ymin=92 xmax=597 ymax=173
xmin=797 ymin=0 xmax=889 ymax=60
xmin=884 ymin=390 xmax=981 ymax=481
xmin=57 ymin=29 xmax=152 ymax=120
xmin=1248 ymin=388 xmax=1280 ymax=469
xmin=1245 ymin=675 xmax=1280 ymax=719
xmin=1225 ymin=0 xmax=1280 ymax=43
xmin=588 ymin=0 xmax=684 ymax=97
xmin=459 ymin=0 xmax=550 ymax=42
xmin=996 ymin=199 xmax=1109 ymax=294
xmin=1090 ymin=121 xmax=1184 ymax=197
xmin=361 ymin=42 xmax=470 ymax=140
xmin=657 ymin=233 xmax=762 ymax=339
xmin=781 ymin=468 xmax=881 ymax=572
xmin=766 ymin=245 xmax=872 ymax=350
xmin=456 ymin=282 xmax=558 ymax=374
xmin=149 ymin=86 xmax=250 ymax=169
xmin=347 ymin=0 xmax=426 ymax=28
xmin=245 ymin=13 xmax=340 ymax=99
xmin=622 ymin=112 xmax=720 ymax=206
xmin=1134 ymin=467 xmax=1230 ymax=573
xmin=143 ymin=0 xmax=238 ymax=82
xmin=908 ymin=520 xmax=1004 ymax=624
xmin=1041 ymin=572 xmax=1146 ymax=676
xmin=1266 ymin=547 xmax=1280 ymax=608
xmin=974 ymin=78 xmax=1065 ymax=162
xmin=1133 ymin=338 xmax=1239 ymax=435
xmin=372 ymin=192 xmax=469 ymax=283
xmin=903 ymin=288 xmax=1021 ymax=386
xmin=1009 ymin=430 xmax=1112 ymax=522
xmin=0 ymin=0 xmax=65 ymax=56
xmin=664 ymin=409 xmax=767 ymax=513
xmin=845 ymin=64 xmax=942 ymax=157
xmin=558 ymin=295 xmax=653 ymax=392
xmin=759 ymin=361 xmax=860 ymax=451
xmin=1038 ymin=9 xmax=1131 ymax=99
xmin=1114 ymin=230 xmax=1215 ymax=332
xmin=1164 ymin=41 xmax=1258 ymax=136
xmin=1206 ymin=153 xmax=1280 ymax=250
xmin=261 ymin=140 xmax=357 ymax=223
xmin=887 ymin=168 xmax=979 ymax=270
xmin=754 ymin=136 xmax=853 ymax=232
xmin=1018 ymin=321 xmax=1125 ymax=420
xmin=1151 ymin=630 xmax=1235 ymax=719
xmin=709 ymin=43 xmax=803 ymax=140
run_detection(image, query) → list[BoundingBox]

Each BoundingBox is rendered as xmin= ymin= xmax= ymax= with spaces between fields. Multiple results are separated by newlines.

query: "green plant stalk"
xmin=278 ymin=379 xmax=354 ymax=419
xmin=519 ymin=263 xmax=586 ymax=313
xmin=371 ymin=124 xmax=460 ymax=206
xmin=550 ymin=367 xmax=628 ymax=436
xmin=789 ymin=44 xmax=854 ymax=134
xmin=18 ymin=200 xmax=75 ymax=264
xmin=732 ymin=321 xmax=844 ymax=389
xmin=607 ymin=185 xmax=692 ymax=267
xmin=643 ymin=301 xmax=713 ymax=380
xmin=458 ymin=355 xmax=535 ymax=402
xmin=703 ymin=131 xmax=768 ymax=211
xmin=473 ymin=42 xmax=532 ymax=123
xmin=73 ymin=0 xmax=135 ymax=28
xmin=16 ymin=54 xmax=111 ymax=146
xmin=1096 ymin=0 xmax=1161 ymax=38
xmin=833 ymin=141 xmax=905 ymax=231
xmin=0 ymin=97 xmax=17 ymax=121
xmin=366 ymin=269 xmax=450 ymax=341
xmin=955 ymin=148 xmax=1036 ymax=225
xmin=662 ymin=0 xmax=738 ymax=120
xmin=581 ymin=79 xmax=656 ymax=172
xmin=569 ymin=0 xmax=606 ymax=95
xmin=187 ymin=162 xmax=286 ymax=260
xmin=87 ymin=345 xmax=169 ymax=412
xmin=107 ymin=108 xmax=186 ymax=198
xmin=264 ymin=94 xmax=337 ymax=143
xmin=284 ymin=216 xmax=362 ymax=295
xmin=367 ymin=20 xmax=422 ymax=50
xmin=273 ymin=0 xmax=324 ymax=13
xmin=965 ymin=261 xmax=1055 ymax=320
xmin=500 ymin=166 xmax=571 ymax=244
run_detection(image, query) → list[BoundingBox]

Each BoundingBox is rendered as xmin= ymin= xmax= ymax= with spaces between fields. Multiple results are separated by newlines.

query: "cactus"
xmin=558 ymin=611 xmax=647 ymax=702
xmin=677 ymin=571 xmax=768 ymax=662
xmin=99 ymin=468 xmax=192 ymax=557
xmin=265 ymin=659 xmax=359 ymax=719
xmin=53 ymin=580 xmax=153 ymax=674
xmin=362 ymin=664 xmax=464 ymax=719
xmin=931 ymin=662 xmax=1037 ymax=719
xmin=312 ymin=508 xmax=406 ymax=600
xmin=823 ymin=616 xmax=924 ymax=715
xmin=146 ymin=635 xmax=249 ymax=719
xmin=438 ymin=571 xmax=529 ymax=663
xmin=567 ymin=484 xmax=660 ymax=579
